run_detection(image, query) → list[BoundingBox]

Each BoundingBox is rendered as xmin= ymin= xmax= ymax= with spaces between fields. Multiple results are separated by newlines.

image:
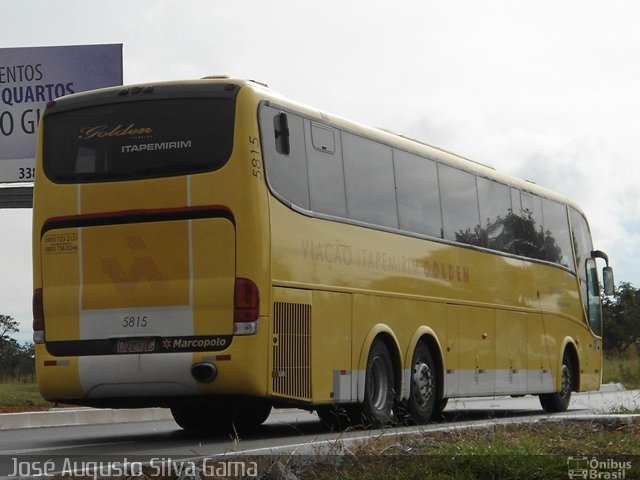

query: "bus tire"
xmin=170 ymin=403 xmax=224 ymax=432
xmin=234 ymin=396 xmax=272 ymax=428
xmin=362 ymin=339 xmax=395 ymax=428
xmin=539 ymin=352 xmax=573 ymax=413
xmin=435 ymin=397 xmax=449 ymax=417
xmin=171 ymin=396 xmax=271 ymax=432
xmin=407 ymin=343 xmax=438 ymax=424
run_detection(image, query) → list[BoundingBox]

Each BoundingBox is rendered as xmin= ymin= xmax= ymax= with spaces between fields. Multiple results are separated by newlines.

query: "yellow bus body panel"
xmin=269 ymin=195 xmax=599 ymax=399
xmin=33 ymin=83 xmax=272 ymax=403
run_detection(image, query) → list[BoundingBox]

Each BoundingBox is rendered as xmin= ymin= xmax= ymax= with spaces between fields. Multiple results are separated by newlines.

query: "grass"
xmin=0 ymin=381 xmax=71 ymax=414
xmin=603 ymin=350 xmax=640 ymax=390
xmin=265 ymin=419 xmax=640 ymax=480
xmin=0 ymin=381 xmax=48 ymax=409
xmin=45 ymin=419 xmax=638 ymax=479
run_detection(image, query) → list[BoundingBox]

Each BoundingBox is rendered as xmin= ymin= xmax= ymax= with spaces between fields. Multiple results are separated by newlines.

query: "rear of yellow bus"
xmin=32 ymin=79 xmax=272 ymax=430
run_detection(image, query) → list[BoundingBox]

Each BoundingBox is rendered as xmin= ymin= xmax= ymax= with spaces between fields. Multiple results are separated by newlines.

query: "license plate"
xmin=116 ymin=338 xmax=156 ymax=353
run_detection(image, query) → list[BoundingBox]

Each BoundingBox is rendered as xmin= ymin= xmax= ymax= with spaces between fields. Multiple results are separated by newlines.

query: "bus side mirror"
xmin=602 ymin=266 xmax=615 ymax=297
xmin=591 ymin=250 xmax=614 ymax=297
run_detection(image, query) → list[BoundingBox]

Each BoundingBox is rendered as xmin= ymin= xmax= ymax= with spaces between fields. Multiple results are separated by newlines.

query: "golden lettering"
xmin=300 ymin=239 xmax=471 ymax=283
xmin=78 ymin=123 xmax=153 ymax=140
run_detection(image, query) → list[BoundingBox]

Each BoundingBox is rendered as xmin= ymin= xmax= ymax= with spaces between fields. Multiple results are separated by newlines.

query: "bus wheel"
xmin=233 ymin=397 xmax=272 ymax=428
xmin=539 ymin=352 xmax=573 ymax=413
xmin=407 ymin=343 xmax=438 ymax=424
xmin=171 ymin=397 xmax=271 ymax=432
xmin=362 ymin=339 xmax=395 ymax=428
xmin=170 ymin=403 xmax=222 ymax=432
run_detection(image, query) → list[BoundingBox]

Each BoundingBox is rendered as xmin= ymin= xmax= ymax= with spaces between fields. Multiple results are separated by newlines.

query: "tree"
xmin=602 ymin=282 xmax=640 ymax=353
xmin=0 ymin=315 xmax=35 ymax=382
xmin=0 ymin=314 xmax=19 ymax=342
xmin=0 ymin=337 xmax=22 ymax=380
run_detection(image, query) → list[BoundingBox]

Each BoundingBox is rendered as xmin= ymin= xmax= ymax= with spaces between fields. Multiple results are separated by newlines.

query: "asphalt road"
xmin=1 ymin=388 xmax=638 ymax=478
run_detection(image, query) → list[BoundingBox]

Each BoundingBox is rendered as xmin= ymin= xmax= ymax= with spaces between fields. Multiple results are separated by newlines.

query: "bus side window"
xmin=509 ymin=190 xmax=545 ymax=260
xmin=586 ymin=258 xmax=603 ymax=336
xmin=342 ymin=132 xmax=398 ymax=228
xmin=260 ymin=105 xmax=310 ymax=210
xmin=570 ymin=208 xmax=595 ymax=323
xmin=438 ymin=164 xmax=480 ymax=245
xmin=521 ymin=192 xmax=534 ymax=217
xmin=477 ymin=177 xmax=512 ymax=250
xmin=274 ymin=112 xmax=290 ymax=155
xmin=306 ymin=121 xmax=347 ymax=217
xmin=311 ymin=123 xmax=335 ymax=154
xmin=394 ymin=149 xmax=442 ymax=238
xmin=541 ymin=199 xmax=573 ymax=269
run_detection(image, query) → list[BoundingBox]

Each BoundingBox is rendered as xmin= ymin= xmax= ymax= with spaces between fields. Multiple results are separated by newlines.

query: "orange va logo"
xmin=101 ymin=235 xmax=170 ymax=294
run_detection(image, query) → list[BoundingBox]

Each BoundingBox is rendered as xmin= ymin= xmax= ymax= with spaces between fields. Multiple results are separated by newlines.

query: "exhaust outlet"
xmin=191 ymin=362 xmax=218 ymax=383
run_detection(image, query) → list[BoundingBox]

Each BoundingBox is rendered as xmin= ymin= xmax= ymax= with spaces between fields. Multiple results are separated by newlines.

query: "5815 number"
xmin=249 ymin=136 xmax=262 ymax=179
xmin=122 ymin=316 xmax=148 ymax=328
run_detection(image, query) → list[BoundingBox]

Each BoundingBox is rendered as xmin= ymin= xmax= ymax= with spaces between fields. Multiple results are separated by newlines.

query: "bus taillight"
xmin=33 ymin=288 xmax=45 ymax=344
xmin=234 ymin=278 xmax=259 ymax=335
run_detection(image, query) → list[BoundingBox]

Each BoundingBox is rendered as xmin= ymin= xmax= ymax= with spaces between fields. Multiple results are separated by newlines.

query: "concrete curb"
xmin=599 ymin=382 xmax=626 ymax=393
xmin=0 ymin=407 xmax=172 ymax=431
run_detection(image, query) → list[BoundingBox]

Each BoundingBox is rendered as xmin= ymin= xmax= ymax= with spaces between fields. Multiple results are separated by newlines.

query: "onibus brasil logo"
xmin=567 ymin=456 xmax=632 ymax=479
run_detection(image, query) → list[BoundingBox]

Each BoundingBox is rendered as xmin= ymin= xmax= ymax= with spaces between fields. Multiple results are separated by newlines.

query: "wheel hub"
xmin=412 ymin=361 xmax=434 ymax=407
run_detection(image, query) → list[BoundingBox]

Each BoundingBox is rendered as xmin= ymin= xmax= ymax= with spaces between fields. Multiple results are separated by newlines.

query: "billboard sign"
xmin=0 ymin=44 xmax=123 ymax=183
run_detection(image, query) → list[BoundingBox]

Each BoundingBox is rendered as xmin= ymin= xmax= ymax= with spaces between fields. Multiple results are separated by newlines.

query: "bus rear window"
xmin=43 ymin=98 xmax=235 ymax=183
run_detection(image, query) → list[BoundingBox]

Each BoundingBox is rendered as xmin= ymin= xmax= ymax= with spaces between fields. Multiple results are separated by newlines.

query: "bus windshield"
xmin=43 ymin=97 xmax=235 ymax=183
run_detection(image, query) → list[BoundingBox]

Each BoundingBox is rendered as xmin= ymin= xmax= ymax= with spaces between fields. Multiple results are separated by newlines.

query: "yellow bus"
xmin=32 ymin=76 xmax=614 ymax=431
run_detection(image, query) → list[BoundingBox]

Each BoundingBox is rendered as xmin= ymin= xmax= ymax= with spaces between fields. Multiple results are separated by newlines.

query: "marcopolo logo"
xmin=567 ymin=457 xmax=632 ymax=479
xmin=160 ymin=336 xmax=231 ymax=352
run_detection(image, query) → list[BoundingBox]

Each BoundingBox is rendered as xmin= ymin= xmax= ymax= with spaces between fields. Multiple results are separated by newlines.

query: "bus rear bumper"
xmin=35 ymin=344 xmax=267 ymax=404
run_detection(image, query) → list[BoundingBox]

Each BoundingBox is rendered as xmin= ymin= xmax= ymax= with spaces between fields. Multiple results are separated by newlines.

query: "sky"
xmin=1 ymin=0 xmax=639 ymax=344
